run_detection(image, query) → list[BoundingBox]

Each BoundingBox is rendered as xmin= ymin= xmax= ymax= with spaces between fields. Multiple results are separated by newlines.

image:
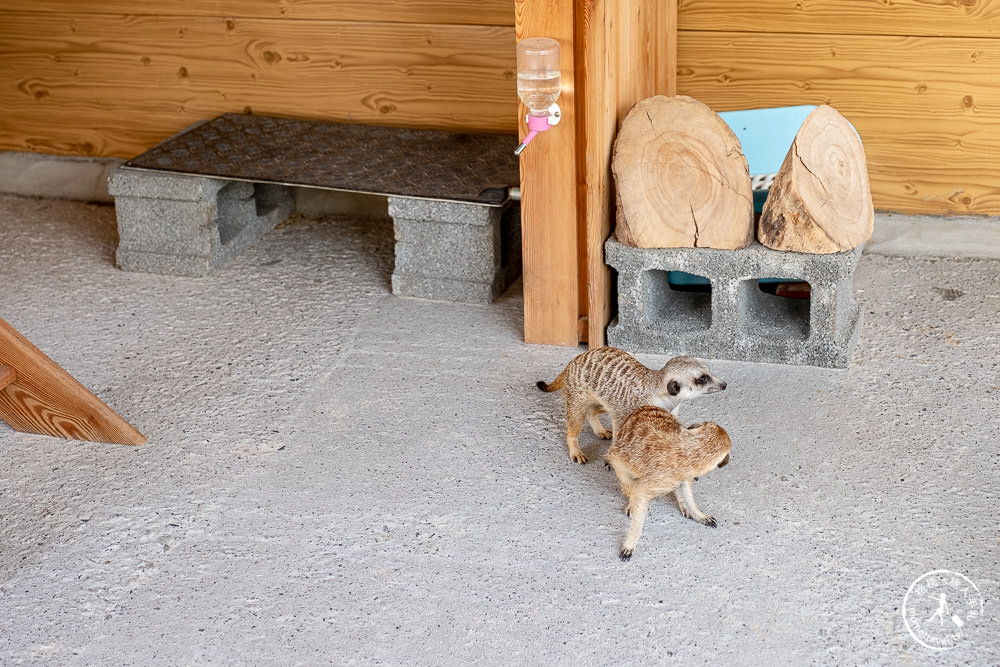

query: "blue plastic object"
xmin=668 ymin=106 xmax=818 ymax=289
xmin=719 ymin=105 xmax=817 ymax=176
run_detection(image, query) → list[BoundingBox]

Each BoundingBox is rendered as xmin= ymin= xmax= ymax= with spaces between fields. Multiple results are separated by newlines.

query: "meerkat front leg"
xmin=605 ymin=458 xmax=636 ymax=515
xmin=673 ymin=479 xmax=692 ymax=517
xmin=619 ymin=494 xmax=652 ymax=561
xmin=675 ymin=477 xmax=717 ymax=527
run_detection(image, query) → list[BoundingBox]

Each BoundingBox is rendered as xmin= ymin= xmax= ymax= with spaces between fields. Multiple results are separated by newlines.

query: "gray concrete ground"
xmin=1 ymin=192 xmax=998 ymax=665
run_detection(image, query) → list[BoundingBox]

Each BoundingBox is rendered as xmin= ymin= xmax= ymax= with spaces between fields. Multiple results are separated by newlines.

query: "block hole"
xmin=254 ymin=183 xmax=288 ymax=219
xmin=741 ymin=278 xmax=811 ymax=340
xmin=215 ymin=182 xmax=247 ymax=246
xmin=642 ymin=270 xmax=712 ymax=332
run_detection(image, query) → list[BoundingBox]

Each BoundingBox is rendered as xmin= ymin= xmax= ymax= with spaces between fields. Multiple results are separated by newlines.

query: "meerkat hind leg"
xmin=564 ymin=402 xmax=589 ymax=464
xmin=675 ymin=478 xmax=716 ymax=527
xmin=586 ymin=407 xmax=611 ymax=440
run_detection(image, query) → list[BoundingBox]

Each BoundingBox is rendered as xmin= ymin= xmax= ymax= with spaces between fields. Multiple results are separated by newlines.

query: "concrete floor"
xmin=0 ymin=192 xmax=998 ymax=665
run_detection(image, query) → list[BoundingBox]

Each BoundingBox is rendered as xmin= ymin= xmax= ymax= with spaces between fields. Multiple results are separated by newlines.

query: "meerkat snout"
xmin=662 ymin=358 xmax=727 ymax=407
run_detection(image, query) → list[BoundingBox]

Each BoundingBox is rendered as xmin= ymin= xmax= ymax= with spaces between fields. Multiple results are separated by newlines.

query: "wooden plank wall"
xmin=677 ymin=0 xmax=1000 ymax=216
xmin=0 ymin=1 xmax=518 ymax=159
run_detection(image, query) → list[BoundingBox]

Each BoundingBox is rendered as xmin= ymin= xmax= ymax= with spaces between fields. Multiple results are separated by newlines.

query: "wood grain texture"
xmin=0 ymin=10 xmax=517 ymax=158
xmin=758 ymin=105 xmax=873 ymax=253
xmin=0 ymin=318 xmax=145 ymax=446
xmin=613 ymin=95 xmax=752 ymax=249
xmin=678 ymin=0 xmax=1000 ymax=38
xmin=23 ymin=0 xmax=515 ymax=26
xmin=0 ymin=365 xmax=15 ymax=391
xmin=677 ymin=30 xmax=1000 ymax=214
xmin=578 ymin=0 xmax=616 ymax=348
xmin=516 ymin=0 xmax=580 ymax=346
xmin=578 ymin=0 xmax=677 ymax=346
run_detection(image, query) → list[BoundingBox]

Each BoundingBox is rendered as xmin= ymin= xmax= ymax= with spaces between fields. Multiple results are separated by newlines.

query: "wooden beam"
xmin=578 ymin=0 xmax=677 ymax=347
xmin=0 ymin=317 xmax=145 ymax=446
xmin=515 ymin=0 xmax=580 ymax=346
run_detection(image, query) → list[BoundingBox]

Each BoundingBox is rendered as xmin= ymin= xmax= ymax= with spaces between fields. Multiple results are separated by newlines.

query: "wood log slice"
xmin=613 ymin=95 xmax=753 ymax=249
xmin=758 ymin=105 xmax=874 ymax=253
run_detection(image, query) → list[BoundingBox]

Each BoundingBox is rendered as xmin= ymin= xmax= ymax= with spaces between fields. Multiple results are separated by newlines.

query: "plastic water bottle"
xmin=516 ymin=38 xmax=561 ymax=116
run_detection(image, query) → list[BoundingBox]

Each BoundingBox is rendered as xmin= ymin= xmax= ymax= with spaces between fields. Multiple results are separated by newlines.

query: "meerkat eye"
xmin=667 ymin=380 xmax=681 ymax=396
xmin=696 ymin=374 xmax=710 ymax=386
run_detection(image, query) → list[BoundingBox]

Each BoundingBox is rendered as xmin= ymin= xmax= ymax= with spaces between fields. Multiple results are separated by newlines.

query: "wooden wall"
xmin=676 ymin=0 xmax=1000 ymax=216
xmin=0 ymin=1 xmax=518 ymax=159
xmin=5 ymin=1 xmax=1000 ymax=217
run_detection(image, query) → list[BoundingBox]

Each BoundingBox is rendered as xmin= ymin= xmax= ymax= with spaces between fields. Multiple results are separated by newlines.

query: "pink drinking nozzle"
xmin=514 ymin=37 xmax=561 ymax=156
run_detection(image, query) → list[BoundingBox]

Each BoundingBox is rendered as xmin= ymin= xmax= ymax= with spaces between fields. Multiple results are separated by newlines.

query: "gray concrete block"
xmin=0 ymin=151 xmax=122 ymax=203
xmin=605 ymin=238 xmax=864 ymax=368
xmin=388 ymin=197 xmax=520 ymax=304
xmin=391 ymin=274 xmax=500 ymax=304
xmin=388 ymin=197 xmax=497 ymax=227
xmin=108 ymin=166 xmax=518 ymax=296
xmin=110 ymin=167 xmax=292 ymax=277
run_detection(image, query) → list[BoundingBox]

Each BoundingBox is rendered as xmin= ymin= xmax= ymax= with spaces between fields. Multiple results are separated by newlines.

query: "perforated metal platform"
xmin=124 ymin=113 xmax=520 ymax=206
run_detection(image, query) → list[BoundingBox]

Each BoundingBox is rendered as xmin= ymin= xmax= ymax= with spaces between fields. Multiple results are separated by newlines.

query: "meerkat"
xmin=604 ymin=405 xmax=731 ymax=561
xmin=536 ymin=346 xmax=726 ymax=463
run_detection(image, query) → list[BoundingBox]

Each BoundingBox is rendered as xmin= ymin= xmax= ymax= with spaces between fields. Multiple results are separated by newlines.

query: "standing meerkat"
xmin=537 ymin=346 xmax=726 ymax=463
xmin=604 ymin=405 xmax=731 ymax=561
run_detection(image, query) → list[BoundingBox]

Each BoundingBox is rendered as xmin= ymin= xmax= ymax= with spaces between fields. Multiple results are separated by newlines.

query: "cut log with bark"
xmin=758 ymin=105 xmax=874 ymax=253
xmin=613 ymin=95 xmax=753 ymax=249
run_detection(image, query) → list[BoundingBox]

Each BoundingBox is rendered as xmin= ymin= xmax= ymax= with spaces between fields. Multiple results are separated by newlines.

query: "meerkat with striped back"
xmin=604 ymin=405 xmax=731 ymax=561
xmin=537 ymin=346 xmax=726 ymax=463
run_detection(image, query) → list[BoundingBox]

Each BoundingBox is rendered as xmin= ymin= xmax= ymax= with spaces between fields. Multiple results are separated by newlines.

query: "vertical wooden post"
xmin=516 ymin=0 xmax=676 ymax=347
xmin=578 ymin=0 xmax=677 ymax=347
xmin=515 ymin=0 xmax=581 ymax=346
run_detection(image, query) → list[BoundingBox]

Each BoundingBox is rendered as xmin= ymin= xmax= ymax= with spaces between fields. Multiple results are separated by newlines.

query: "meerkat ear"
xmin=667 ymin=379 xmax=681 ymax=396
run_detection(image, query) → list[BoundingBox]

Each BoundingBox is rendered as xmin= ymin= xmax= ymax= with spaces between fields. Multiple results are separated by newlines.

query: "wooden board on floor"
xmin=0 ymin=317 xmax=145 ymax=446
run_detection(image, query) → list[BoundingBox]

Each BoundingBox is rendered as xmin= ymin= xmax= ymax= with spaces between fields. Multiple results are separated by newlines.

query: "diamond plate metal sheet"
xmin=124 ymin=114 xmax=520 ymax=206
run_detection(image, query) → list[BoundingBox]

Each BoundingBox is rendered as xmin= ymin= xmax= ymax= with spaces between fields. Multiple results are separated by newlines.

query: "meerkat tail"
xmin=536 ymin=373 xmax=565 ymax=392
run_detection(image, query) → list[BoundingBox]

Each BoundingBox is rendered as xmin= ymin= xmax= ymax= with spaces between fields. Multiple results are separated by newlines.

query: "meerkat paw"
xmin=619 ymin=546 xmax=634 ymax=561
xmin=569 ymin=450 xmax=588 ymax=464
xmin=594 ymin=426 xmax=612 ymax=440
xmin=698 ymin=515 xmax=718 ymax=528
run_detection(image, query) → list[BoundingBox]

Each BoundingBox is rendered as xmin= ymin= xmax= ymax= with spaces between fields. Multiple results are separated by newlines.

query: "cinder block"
xmin=388 ymin=197 xmax=521 ymax=304
xmin=604 ymin=238 xmax=864 ymax=368
xmin=108 ymin=167 xmax=292 ymax=277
